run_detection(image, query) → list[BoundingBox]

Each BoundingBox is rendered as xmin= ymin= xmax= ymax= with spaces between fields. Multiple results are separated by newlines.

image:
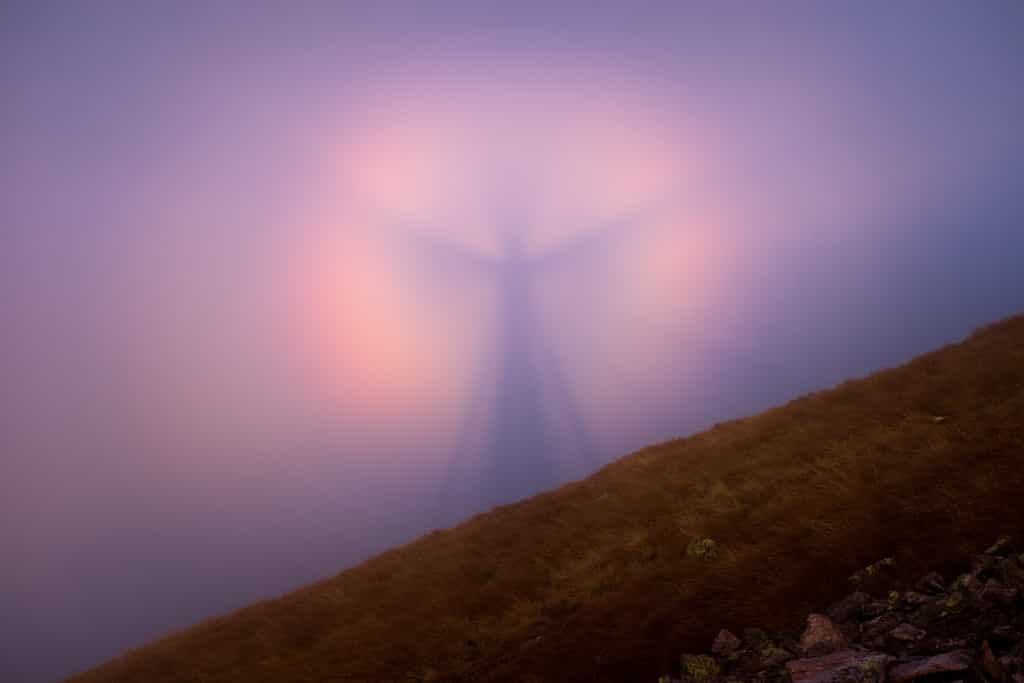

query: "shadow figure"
xmin=374 ymin=179 xmax=668 ymax=523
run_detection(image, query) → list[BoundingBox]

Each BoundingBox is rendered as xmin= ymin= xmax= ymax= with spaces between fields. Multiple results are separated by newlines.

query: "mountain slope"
xmin=67 ymin=314 xmax=1024 ymax=683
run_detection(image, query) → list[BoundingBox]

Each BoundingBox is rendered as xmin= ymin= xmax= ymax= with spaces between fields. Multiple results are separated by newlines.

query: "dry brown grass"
xmin=67 ymin=314 xmax=1024 ymax=683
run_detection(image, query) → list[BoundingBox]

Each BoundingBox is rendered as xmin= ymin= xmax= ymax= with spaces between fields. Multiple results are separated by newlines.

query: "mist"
xmin=3 ymin=3 xmax=1024 ymax=681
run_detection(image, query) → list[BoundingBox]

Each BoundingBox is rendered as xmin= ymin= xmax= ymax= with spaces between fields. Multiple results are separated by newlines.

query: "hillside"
xmin=67 ymin=314 xmax=1024 ymax=683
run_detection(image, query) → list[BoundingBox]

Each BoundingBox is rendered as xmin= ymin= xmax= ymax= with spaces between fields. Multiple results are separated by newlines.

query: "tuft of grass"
xmin=66 ymin=313 xmax=1024 ymax=683
xmin=680 ymin=654 xmax=720 ymax=682
xmin=686 ymin=537 xmax=720 ymax=561
xmin=849 ymin=557 xmax=896 ymax=585
xmin=985 ymin=535 xmax=1012 ymax=555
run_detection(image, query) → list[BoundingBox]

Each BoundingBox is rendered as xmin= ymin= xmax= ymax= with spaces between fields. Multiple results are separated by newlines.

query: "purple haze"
xmin=2 ymin=3 xmax=1024 ymax=681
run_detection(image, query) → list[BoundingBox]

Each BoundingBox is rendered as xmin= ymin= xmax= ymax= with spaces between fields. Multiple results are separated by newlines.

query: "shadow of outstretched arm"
xmin=371 ymin=220 xmax=498 ymax=285
xmin=529 ymin=200 xmax=672 ymax=274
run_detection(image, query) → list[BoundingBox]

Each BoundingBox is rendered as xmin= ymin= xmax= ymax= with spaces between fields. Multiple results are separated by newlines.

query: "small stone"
xmin=915 ymin=572 xmax=947 ymax=595
xmin=934 ymin=637 xmax=974 ymax=651
xmin=891 ymin=623 xmax=927 ymax=642
xmin=711 ymin=629 xmax=742 ymax=657
xmin=786 ymin=649 xmax=890 ymax=683
xmin=901 ymin=592 xmax=931 ymax=607
xmin=889 ymin=651 xmax=973 ymax=683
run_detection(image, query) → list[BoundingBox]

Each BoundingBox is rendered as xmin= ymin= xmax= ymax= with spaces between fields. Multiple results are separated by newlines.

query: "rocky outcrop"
xmin=658 ymin=536 xmax=1024 ymax=683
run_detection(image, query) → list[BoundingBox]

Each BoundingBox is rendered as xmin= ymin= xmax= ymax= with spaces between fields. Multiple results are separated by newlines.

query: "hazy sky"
xmin=3 ymin=2 xmax=1024 ymax=681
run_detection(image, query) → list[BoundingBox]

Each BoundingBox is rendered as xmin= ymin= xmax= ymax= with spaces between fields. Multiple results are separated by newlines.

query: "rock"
xmin=862 ymin=612 xmax=904 ymax=641
xmin=915 ymin=572 xmax=947 ymax=595
xmin=993 ymin=626 xmax=1019 ymax=647
xmin=974 ymin=555 xmax=1005 ymax=580
xmin=983 ymin=640 xmax=1006 ymax=682
xmin=908 ymin=598 xmax=950 ymax=628
xmin=901 ymin=592 xmax=931 ymax=608
xmin=961 ymin=572 xmax=984 ymax=593
xmin=890 ymin=623 xmax=926 ymax=642
xmin=785 ymin=649 xmax=890 ymax=683
xmin=863 ymin=600 xmax=891 ymax=620
xmin=658 ymin=541 xmax=1024 ymax=683
xmin=827 ymin=592 xmax=874 ymax=624
xmin=800 ymin=615 xmax=850 ymax=657
xmin=933 ymin=637 xmax=975 ymax=651
xmin=711 ymin=629 xmax=742 ymax=657
xmin=760 ymin=641 xmax=796 ymax=667
xmin=981 ymin=579 xmax=1019 ymax=606
xmin=1001 ymin=656 xmax=1023 ymax=675
xmin=943 ymin=591 xmax=966 ymax=614
xmin=888 ymin=650 xmax=973 ymax=682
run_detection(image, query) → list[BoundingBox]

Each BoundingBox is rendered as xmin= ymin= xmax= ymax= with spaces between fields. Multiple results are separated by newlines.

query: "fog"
xmin=2 ymin=3 xmax=1023 ymax=681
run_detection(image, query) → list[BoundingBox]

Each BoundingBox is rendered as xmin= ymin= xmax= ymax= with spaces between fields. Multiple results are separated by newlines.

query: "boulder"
xmin=786 ymin=649 xmax=890 ymax=683
xmin=888 ymin=650 xmax=973 ymax=682
xmin=710 ymin=628 xmax=742 ymax=657
xmin=800 ymin=614 xmax=850 ymax=657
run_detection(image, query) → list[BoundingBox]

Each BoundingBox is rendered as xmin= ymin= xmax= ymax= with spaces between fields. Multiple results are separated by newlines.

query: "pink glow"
xmin=284 ymin=64 xmax=744 ymax=455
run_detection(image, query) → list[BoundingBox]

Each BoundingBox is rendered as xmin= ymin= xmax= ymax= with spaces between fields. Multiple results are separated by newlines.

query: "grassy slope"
xmin=68 ymin=315 xmax=1024 ymax=683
